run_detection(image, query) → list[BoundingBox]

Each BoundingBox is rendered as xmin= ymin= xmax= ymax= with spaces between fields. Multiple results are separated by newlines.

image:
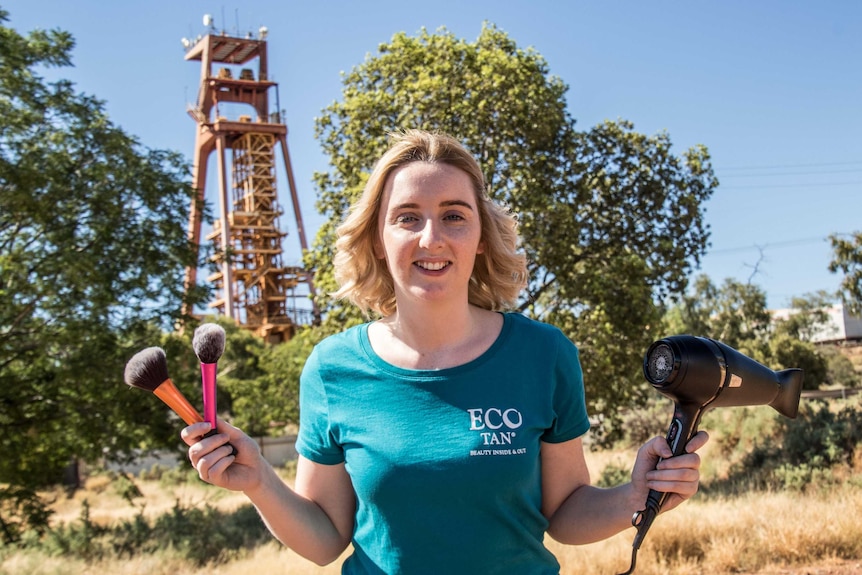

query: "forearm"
xmin=546 ymin=482 xmax=641 ymax=545
xmin=244 ymin=460 xmax=350 ymax=565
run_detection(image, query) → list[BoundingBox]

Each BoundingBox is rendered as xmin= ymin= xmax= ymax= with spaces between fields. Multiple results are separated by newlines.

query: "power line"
xmin=718 ymin=160 xmax=862 ymax=172
xmin=708 ymin=161 xmax=862 ymax=191
xmin=720 ymin=168 xmax=862 ymax=178
xmin=718 ymin=181 xmax=861 ymax=190
xmin=708 ymin=235 xmax=838 ymax=256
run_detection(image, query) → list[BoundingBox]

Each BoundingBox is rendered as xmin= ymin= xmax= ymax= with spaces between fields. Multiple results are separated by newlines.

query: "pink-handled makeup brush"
xmin=192 ymin=323 xmax=226 ymax=429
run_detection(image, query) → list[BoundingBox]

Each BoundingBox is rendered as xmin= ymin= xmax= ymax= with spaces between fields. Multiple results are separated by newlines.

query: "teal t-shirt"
xmin=295 ymin=312 xmax=591 ymax=575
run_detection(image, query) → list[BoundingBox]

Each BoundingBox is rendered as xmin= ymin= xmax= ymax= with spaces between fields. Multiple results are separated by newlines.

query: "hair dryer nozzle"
xmin=771 ymin=368 xmax=803 ymax=419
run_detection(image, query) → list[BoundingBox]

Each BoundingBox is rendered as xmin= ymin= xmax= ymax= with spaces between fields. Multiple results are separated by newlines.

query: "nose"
xmin=418 ymin=218 xmax=444 ymax=250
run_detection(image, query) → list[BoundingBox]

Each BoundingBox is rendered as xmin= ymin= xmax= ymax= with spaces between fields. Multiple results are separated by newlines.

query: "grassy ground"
xmin=2 ymin=445 xmax=861 ymax=575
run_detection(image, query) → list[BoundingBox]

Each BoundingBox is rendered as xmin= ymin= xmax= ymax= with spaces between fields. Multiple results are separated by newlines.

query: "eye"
xmin=393 ymin=213 xmax=419 ymax=224
xmin=443 ymin=211 xmax=467 ymax=222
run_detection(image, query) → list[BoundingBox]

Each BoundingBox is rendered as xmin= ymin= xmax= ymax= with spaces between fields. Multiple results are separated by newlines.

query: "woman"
xmin=183 ymin=130 xmax=707 ymax=574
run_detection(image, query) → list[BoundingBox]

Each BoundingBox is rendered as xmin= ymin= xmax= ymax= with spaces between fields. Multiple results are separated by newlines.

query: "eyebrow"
xmin=390 ymin=200 xmax=475 ymax=211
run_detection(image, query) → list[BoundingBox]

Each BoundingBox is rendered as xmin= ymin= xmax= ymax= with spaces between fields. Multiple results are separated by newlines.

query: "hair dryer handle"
xmin=665 ymin=401 xmax=703 ymax=457
xmin=633 ymin=401 xmax=704 ymax=544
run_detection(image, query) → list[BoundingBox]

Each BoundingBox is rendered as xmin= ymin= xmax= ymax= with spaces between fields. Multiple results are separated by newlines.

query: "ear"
xmin=476 ymin=239 xmax=485 ymax=255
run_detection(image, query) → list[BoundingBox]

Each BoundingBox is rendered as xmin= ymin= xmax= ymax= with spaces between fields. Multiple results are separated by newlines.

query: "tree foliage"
xmin=663 ymin=276 xmax=831 ymax=391
xmin=308 ymin=24 xmax=717 ymax=428
xmin=212 ymin=321 xmax=323 ymax=437
xmin=663 ymin=275 xmax=772 ymax=354
xmin=0 ymin=10 xmax=208 ymax=541
xmin=829 ymin=231 xmax=862 ymax=316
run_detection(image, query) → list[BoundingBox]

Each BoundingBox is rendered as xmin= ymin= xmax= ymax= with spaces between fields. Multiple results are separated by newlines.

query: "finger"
xmin=648 ymin=464 xmax=700 ymax=483
xmin=196 ymin=447 xmax=236 ymax=484
xmin=646 ymin=462 xmax=700 ymax=482
xmin=188 ymin=430 xmax=231 ymax=464
xmin=215 ymin=417 xmax=238 ymax=434
xmin=656 ymin=451 xmax=701 ymax=471
xmin=647 ymin=481 xmax=700 ymax=499
xmin=204 ymin=449 xmax=236 ymax=479
xmin=646 ymin=435 xmax=673 ymax=460
xmin=685 ymin=430 xmax=709 ymax=453
xmin=181 ymin=422 xmax=213 ymax=445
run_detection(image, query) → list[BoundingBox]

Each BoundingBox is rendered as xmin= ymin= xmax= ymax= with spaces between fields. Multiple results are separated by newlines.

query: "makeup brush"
xmin=124 ymin=346 xmax=204 ymax=426
xmin=124 ymin=346 xmax=236 ymax=453
xmin=192 ymin=323 xmax=226 ymax=429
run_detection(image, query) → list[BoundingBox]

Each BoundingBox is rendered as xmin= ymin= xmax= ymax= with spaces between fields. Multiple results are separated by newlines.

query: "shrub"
xmin=22 ymin=498 xmax=271 ymax=566
xmin=596 ymin=461 xmax=630 ymax=488
xmin=40 ymin=500 xmax=108 ymax=560
xmin=712 ymin=397 xmax=862 ymax=493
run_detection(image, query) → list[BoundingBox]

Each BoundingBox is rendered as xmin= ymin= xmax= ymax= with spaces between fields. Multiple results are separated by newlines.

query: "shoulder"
xmin=313 ymin=323 xmax=367 ymax=352
xmin=304 ymin=323 xmax=370 ymax=371
xmin=500 ymin=313 xmax=581 ymax=371
xmin=504 ymin=313 xmax=574 ymax=346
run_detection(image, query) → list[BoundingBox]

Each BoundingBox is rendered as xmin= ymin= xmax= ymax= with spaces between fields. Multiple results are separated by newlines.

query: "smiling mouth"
xmin=415 ymin=261 xmax=450 ymax=271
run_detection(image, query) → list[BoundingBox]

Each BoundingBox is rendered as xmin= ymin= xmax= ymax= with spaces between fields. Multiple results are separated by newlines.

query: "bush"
xmin=21 ymin=499 xmax=271 ymax=566
xmin=596 ymin=461 xmax=630 ymax=488
xmin=40 ymin=500 xmax=108 ymax=560
xmin=0 ymin=486 xmax=53 ymax=544
xmin=615 ymin=396 xmax=675 ymax=449
xmin=709 ymin=397 xmax=862 ymax=494
xmin=782 ymin=398 xmax=862 ymax=467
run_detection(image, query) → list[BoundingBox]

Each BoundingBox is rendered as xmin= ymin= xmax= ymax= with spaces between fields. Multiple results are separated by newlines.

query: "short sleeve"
xmin=294 ymin=345 xmax=345 ymax=465
xmin=541 ymin=333 xmax=591 ymax=443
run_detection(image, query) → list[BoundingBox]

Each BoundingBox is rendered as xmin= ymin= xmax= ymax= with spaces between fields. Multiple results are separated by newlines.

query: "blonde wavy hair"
xmin=332 ymin=129 xmax=528 ymax=317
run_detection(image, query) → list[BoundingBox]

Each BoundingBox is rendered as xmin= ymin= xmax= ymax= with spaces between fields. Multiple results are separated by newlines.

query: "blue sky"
xmin=5 ymin=1 xmax=861 ymax=310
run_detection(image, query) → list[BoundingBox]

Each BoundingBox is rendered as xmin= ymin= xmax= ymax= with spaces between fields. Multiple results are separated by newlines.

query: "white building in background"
xmin=771 ymin=304 xmax=862 ymax=344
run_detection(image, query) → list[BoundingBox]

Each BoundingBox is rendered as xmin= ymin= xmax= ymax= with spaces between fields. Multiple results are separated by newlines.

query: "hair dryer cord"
xmin=616 ymin=498 xmax=660 ymax=575
xmin=616 ymin=546 xmax=638 ymax=575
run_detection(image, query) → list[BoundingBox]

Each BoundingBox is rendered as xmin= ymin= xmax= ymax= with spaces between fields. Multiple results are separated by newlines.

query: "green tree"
xmin=767 ymin=334 xmax=827 ymax=391
xmin=829 ymin=232 xmax=862 ymax=316
xmin=819 ymin=346 xmax=859 ymax=388
xmin=770 ymin=291 xmax=842 ymax=391
xmin=0 ymin=11 xmax=207 ymax=541
xmin=663 ymin=277 xmax=830 ymax=390
xmin=772 ymin=291 xmax=834 ymax=342
xmin=308 ymin=24 xmax=717 ymax=429
xmin=663 ymin=275 xmax=773 ymax=360
xmin=215 ymin=321 xmax=320 ymax=437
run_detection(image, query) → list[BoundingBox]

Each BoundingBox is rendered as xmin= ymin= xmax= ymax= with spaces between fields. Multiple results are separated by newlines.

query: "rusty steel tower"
xmin=183 ymin=22 xmax=318 ymax=343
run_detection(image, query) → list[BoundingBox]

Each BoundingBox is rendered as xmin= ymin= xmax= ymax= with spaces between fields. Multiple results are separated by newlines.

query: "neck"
xmin=385 ymin=302 xmax=477 ymax=353
xmin=372 ymin=304 xmax=501 ymax=370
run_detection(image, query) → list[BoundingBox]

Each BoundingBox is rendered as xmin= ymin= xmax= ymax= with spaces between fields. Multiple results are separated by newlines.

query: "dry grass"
xmin=549 ymin=488 xmax=862 ymax=575
xmin=49 ymin=472 xmax=251 ymax=527
xmin=2 ymin=453 xmax=861 ymax=575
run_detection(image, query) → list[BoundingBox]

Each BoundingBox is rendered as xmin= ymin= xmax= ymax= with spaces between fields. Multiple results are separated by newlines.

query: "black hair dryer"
xmin=617 ymin=335 xmax=804 ymax=575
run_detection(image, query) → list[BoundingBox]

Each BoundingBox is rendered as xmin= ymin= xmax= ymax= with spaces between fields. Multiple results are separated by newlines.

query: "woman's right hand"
xmin=181 ymin=419 xmax=263 ymax=492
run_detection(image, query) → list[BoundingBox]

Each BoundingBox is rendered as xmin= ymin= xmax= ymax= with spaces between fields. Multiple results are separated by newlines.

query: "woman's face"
xmin=375 ymin=161 xmax=484 ymax=310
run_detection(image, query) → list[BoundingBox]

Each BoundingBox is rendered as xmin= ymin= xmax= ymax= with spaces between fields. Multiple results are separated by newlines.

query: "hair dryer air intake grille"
xmin=645 ymin=342 xmax=677 ymax=384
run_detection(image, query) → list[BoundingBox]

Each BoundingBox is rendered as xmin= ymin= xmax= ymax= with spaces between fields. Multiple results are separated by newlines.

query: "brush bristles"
xmin=192 ymin=323 xmax=226 ymax=364
xmin=124 ymin=347 xmax=170 ymax=392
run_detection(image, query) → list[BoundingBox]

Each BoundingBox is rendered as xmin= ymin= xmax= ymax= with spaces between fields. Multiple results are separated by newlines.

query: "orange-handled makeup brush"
xmin=124 ymin=346 xmax=204 ymax=425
